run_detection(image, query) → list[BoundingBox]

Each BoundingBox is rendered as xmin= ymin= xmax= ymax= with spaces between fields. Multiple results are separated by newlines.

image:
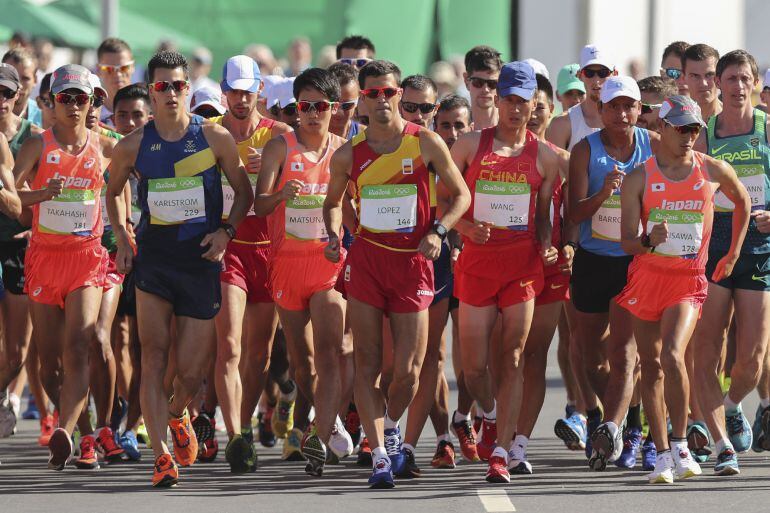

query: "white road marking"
xmin=477 ymin=489 xmax=516 ymax=512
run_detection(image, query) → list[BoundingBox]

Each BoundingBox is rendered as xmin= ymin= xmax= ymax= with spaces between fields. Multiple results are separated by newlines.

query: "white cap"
xmin=265 ymin=77 xmax=296 ymax=109
xmin=87 ymin=73 xmax=107 ymax=98
xmin=600 ymin=75 xmax=640 ymax=103
xmin=190 ymin=87 xmax=226 ymax=115
xmin=580 ymin=44 xmax=614 ymax=71
xmin=261 ymin=75 xmax=283 ymax=102
xmin=764 ymin=69 xmax=770 ymax=89
xmin=523 ymin=58 xmax=549 ymax=79
xmin=221 ymin=55 xmax=261 ymax=93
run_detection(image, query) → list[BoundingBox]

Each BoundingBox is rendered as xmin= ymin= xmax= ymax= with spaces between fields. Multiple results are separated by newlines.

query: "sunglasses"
xmin=297 ymin=100 xmax=336 ymax=113
xmin=361 ymin=87 xmax=401 ymax=99
xmin=401 ymin=101 xmax=436 ymax=114
xmin=149 ymin=80 xmax=189 ymax=93
xmin=282 ymin=103 xmax=297 ymax=116
xmin=665 ymin=120 xmax=701 ymax=134
xmin=582 ymin=68 xmax=612 ymax=79
xmin=0 ymin=88 xmax=16 ymax=100
xmin=641 ymin=102 xmax=662 ymax=114
xmin=468 ymin=76 xmax=498 ymax=90
xmin=93 ymin=94 xmax=105 ymax=108
xmin=54 ymin=92 xmax=92 ymax=106
xmin=97 ymin=62 xmax=134 ymax=75
xmin=663 ymin=68 xmax=683 ymax=80
xmin=338 ymin=58 xmax=371 ymax=69
xmin=37 ymin=96 xmax=53 ymax=108
xmin=340 ymin=100 xmax=358 ymax=111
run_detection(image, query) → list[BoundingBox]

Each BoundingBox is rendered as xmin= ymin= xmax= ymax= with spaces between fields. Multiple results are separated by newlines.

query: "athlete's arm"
xmin=0 ymin=134 xmax=21 ymax=219
xmin=323 ymin=141 xmax=353 ymax=263
xmin=253 ymin=136 xmax=294 ymax=216
xmin=554 ymin=145 xmax=577 ymax=272
xmin=445 ymin=131 xmax=490 ymax=244
xmin=422 ymin=129 xmax=470 ymax=259
xmin=568 ymin=138 xmax=622 ymax=223
xmin=545 ymin=113 xmax=571 ymax=150
xmin=106 ymin=130 xmax=141 ymax=274
xmin=647 ymin=130 xmax=662 ymax=153
xmin=619 ymin=165 xmax=650 ymax=255
xmin=12 ymin=135 xmax=62 ymax=207
xmin=536 ymin=142 xmax=559 ymax=265
xmin=706 ymin=156 xmax=750 ymax=281
xmin=245 ymin=120 xmax=292 ymax=174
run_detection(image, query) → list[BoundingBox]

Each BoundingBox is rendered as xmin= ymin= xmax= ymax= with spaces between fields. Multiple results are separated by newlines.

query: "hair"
xmin=2 ymin=47 xmax=37 ymax=70
xmin=535 ymin=74 xmax=553 ymax=102
xmin=327 ymin=62 xmax=358 ymax=87
xmin=437 ymin=93 xmax=470 ymax=113
xmin=336 ymin=35 xmax=375 ymax=59
xmin=39 ymin=72 xmax=53 ymax=97
xmin=147 ymin=51 xmax=189 ymax=82
xmin=464 ymin=45 xmax=502 ymax=74
xmin=293 ymin=67 xmax=341 ymax=102
xmin=358 ymin=60 xmax=401 ymax=89
xmin=716 ymin=49 xmax=759 ymax=79
xmin=637 ymin=75 xmax=677 ymax=98
xmin=400 ymin=74 xmax=437 ymax=96
xmin=681 ymin=43 xmax=720 ymax=72
xmin=113 ymin=83 xmax=151 ymax=111
xmin=97 ymin=37 xmax=132 ymax=60
xmin=661 ymin=41 xmax=690 ymax=67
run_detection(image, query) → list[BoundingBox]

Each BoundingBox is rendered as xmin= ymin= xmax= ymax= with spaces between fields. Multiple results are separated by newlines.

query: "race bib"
xmin=39 ymin=188 xmax=97 ymax=235
xmin=360 ymin=184 xmax=417 ymax=233
xmin=592 ymin=194 xmax=623 ymax=241
xmin=222 ymin=174 xmax=258 ymax=220
xmin=147 ymin=176 xmax=206 ymax=225
xmin=285 ymin=195 xmax=327 ymax=241
xmin=473 ymin=180 xmax=530 ymax=230
xmin=715 ymin=165 xmax=766 ymax=212
xmin=647 ymin=208 xmax=703 ymax=258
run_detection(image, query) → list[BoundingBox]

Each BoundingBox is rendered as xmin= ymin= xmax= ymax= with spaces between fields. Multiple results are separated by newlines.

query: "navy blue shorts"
xmin=432 ymin=243 xmax=454 ymax=305
xmin=342 ymin=226 xmax=355 ymax=250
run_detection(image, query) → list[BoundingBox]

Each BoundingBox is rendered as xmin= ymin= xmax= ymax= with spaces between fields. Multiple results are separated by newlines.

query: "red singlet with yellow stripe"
xmin=350 ymin=121 xmax=436 ymax=251
xmin=31 ymin=129 xmax=105 ymax=248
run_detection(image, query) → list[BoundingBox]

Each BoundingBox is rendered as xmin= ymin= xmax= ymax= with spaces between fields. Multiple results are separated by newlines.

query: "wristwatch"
xmin=565 ymin=241 xmax=578 ymax=251
xmin=432 ymin=222 xmax=448 ymax=240
xmin=641 ymin=233 xmax=653 ymax=248
xmin=221 ymin=223 xmax=236 ymax=239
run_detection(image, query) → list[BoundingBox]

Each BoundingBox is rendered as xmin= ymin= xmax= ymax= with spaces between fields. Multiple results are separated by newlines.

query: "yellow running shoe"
xmin=281 ymin=427 xmax=305 ymax=461
xmin=272 ymin=385 xmax=297 ymax=439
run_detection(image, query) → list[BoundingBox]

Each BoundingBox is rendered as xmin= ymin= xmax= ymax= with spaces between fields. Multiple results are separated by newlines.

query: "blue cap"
xmin=221 ymin=55 xmax=261 ymax=93
xmin=497 ymin=61 xmax=537 ymax=100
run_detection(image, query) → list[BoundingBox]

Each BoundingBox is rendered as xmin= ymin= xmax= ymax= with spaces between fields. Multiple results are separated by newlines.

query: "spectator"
xmin=190 ymin=47 xmax=220 ymax=94
xmin=2 ymin=47 xmax=41 ymax=126
xmin=287 ymin=37 xmax=312 ymax=77
xmin=244 ymin=43 xmax=280 ymax=76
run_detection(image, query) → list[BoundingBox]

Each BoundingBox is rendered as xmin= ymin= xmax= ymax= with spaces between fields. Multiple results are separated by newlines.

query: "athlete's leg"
xmin=167 ymin=315 xmax=217 ymax=420
xmin=0 ymin=292 xmax=33 ymax=390
xmin=214 ymin=282 xmax=247 ymax=436
xmin=570 ymin=309 xmax=610 ymax=403
xmin=459 ymin=303 xmax=498 ymax=413
xmin=125 ymin=316 xmax=142 ymax=431
xmin=240 ymin=303 xmax=278 ymax=431
xmin=565 ymin=300 xmax=597 ymax=412
xmin=380 ymin=320 xmax=394 ymax=398
xmin=557 ymin=308 xmax=580 ymax=410
xmin=25 ymin=334 xmax=50 ymax=414
xmin=635 ymin=318 xmax=666 ymax=450
xmin=90 ymin=287 xmax=120 ymax=428
xmin=728 ymin=289 xmax=770 ymax=404
xmin=429 ymin=338 xmax=451 ymax=437
xmin=111 ymin=314 xmax=132 ymax=401
xmin=279 ymin=308 xmax=315 ymax=404
xmin=338 ymin=310 xmax=355 ymax=416
xmin=602 ymin=303 xmax=637 ymax=426
xmin=450 ymin=308 xmax=473 ymax=415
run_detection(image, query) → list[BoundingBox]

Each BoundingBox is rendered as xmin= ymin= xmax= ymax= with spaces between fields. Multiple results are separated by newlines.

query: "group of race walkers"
xmin=1 ymin=33 xmax=770 ymax=490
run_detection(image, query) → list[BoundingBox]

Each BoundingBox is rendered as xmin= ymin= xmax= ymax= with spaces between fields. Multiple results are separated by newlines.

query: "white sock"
xmin=384 ymin=414 xmax=398 ymax=430
xmin=437 ymin=433 xmax=451 ymax=444
xmin=483 ymin=403 xmax=496 ymax=421
xmin=672 ymin=439 xmax=688 ymax=455
xmin=334 ymin=415 xmax=345 ymax=429
xmin=715 ymin=438 xmax=733 ymax=455
xmin=724 ymin=394 xmax=740 ymax=413
xmin=453 ymin=410 xmax=470 ymax=423
xmin=761 ymin=397 xmax=770 ymax=409
xmin=372 ymin=446 xmax=388 ymax=462
xmin=403 ymin=442 xmax=415 ymax=454
xmin=491 ymin=446 xmax=508 ymax=461
xmin=511 ymin=434 xmax=529 ymax=450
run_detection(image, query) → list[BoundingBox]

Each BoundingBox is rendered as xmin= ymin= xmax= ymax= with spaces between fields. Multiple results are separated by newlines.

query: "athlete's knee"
xmin=391 ymin=366 xmax=420 ymax=396
xmin=660 ymin=350 xmax=685 ymax=377
xmin=216 ymin=336 xmax=242 ymax=366
xmin=735 ymin=354 xmax=763 ymax=385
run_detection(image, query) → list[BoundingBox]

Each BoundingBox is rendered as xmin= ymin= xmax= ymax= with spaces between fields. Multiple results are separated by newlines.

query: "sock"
xmin=626 ymin=404 xmax=642 ymax=429
xmin=403 ymin=442 xmax=415 ymax=454
xmin=671 ymin=438 xmax=688 ymax=455
xmin=437 ymin=433 xmax=451 ymax=444
xmin=511 ymin=434 xmax=528 ymax=450
xmin=715 ymin=438 xmax=733 ymax=455
xmin=761 ymin=397 xmax=770 ymax=409
xmin=278 ymin=379 xmax=296 ymax=397
xmin=384 ymin=414 xmax=398 ymax=430
xmin=587 ymin=407 xmax=602 ymax=423
xmin=723 ymin=394 xmax=740 ymax=413
xmin=372 ymin=446 xmax=388 ymax=462
xmin=491 ymin=446 xmax=508 ymax=461
xmin=483 ymin=403 xmax=496 ymax=421
xmin=241 ymin=426 xmax=252 ymax=436
xmin=453 ymin=410 xmax=471 ymax=423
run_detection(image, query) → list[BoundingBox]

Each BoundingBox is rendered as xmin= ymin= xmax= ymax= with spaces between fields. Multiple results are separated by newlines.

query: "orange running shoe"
xmin=431 ymin=440 xmax=457 ymax=469
xmin=75 ymin=435 xmax=100 ymax=470
xmin=169 ymin=410 xmax=198 ymax=467
xmin=38 ymin=414 xmax=55 ymax=447
xmin=152 ymin=453 xmax=179 ymax=488
xmin=452 ymin=418 xmax=481 ymax=462
xmin=96 ymin=427 xmax=126 ymax=463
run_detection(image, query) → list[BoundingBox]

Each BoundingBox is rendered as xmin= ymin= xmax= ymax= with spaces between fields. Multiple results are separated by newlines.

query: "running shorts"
xmin=104 ymin=252 xmax=125 ymax=291
xmin=706 ymin=248 xmax=770 ymax=292
xmin=536 ymin=258 xmax=570 ymax=306
xmin=0 ymin=239 xmax=27 ymax=295
xmin=571 ymin=246 xmax=632 ymax=313
xmin=220 ymin=242 xmax=272 ymax=303
xmin=432 ymin=242 xmax=454 ymax=305
xmin=270 ymin=248 xmax=345 ymax=311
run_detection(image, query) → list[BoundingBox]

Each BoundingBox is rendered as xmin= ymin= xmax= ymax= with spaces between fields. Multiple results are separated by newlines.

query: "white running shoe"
xmin=672 ymin=444 xmax=702 ymax=480
xmin=507 ymin=441 xmax=533 ymax=474
xmin=647 ymin=451 xmax=675 ymax=484
xmin=329 ymin=416 xmax=354 ymax=458
xmin=0 ymin=391 xmax=16 ymax=438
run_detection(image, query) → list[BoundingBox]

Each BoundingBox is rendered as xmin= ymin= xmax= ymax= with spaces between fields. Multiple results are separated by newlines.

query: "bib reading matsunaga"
xmin=285 ymin=195 xmax=328 ymax=241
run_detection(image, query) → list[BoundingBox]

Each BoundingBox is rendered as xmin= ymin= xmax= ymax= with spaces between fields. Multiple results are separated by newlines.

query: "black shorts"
xmin=706 ymin=249 xmax=770 ymax=291
xmin=133 ymin=256 xmax=222 ymax=320
xmin=0 ymin=239 xmax=27 ymax=295
xmin=570 ymin=247 xmax=632 ymax=314
xmin=432 ymin=243 xmax=454 ymax=305
xmin=116 ymin=271 xmax=137 ymax=317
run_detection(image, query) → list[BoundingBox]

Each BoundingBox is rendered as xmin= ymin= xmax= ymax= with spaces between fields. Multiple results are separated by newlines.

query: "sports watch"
xmin=432 ymin=222 xmax=448 ymax=240
xmin=221 ymin=223 xmax=237 ymax=239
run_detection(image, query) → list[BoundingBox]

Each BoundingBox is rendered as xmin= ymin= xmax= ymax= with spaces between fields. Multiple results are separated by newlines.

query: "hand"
xmin=712 ymin=252 xmax=739 ymax=282
xmin=649 ymin=220 xmax=668 ymax=246
xmin=116 ymin=243 xmax=133 ymax=274
xmin=246 ymin=147 xmax=262 ymax=174
xmin=418 ymin=232 xmax=442 ymax=260
xmin=450 ymin=246 xmax=461 ymax=272
xmin=541 ymin=245 xmax=558 ymax=266
xmin=468 ymin=222 xmax=492 ymax=244
xmin=752 ymin=210 xmax=770 ymax=233
xmin=200 ymin=228 xmax=230 ymax=262
xmin=559 ymin=244 xmax=575 ymax=274
xmin=45 ymin=178 xmax=64 ymax=200
xmin=12 ymin=229 xmax=31 ymax=241
xmin=281 ymin=179 xmax=304 ymax=201
xmin=601 ymin=165 xmax=625 ymax=196
xmin=325 ymin=235 xmax=341 ymax=263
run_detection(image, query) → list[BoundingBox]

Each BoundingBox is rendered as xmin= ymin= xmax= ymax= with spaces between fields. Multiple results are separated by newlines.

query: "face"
xmin=434 ymin=106 xmax=471 ymax=148
xmin=683 ymin=57 xmax=717 ymax=105
xmin=399 ymin=86 xmax=437 ymax=128
xmin=297 ymin=87 xmax=337 ymax=134
xmin=579 ymin=65 xmax=612 ymax=103
xmin=599 ymin=96 xmax=640 ymax=132
xmin=224 ymin=87 xmax=260 ymax=120
xmin=149 ymin=67 xmax=188 ymax=115
xmin=330 ymin=80 xmax=359 ymax=136
xmin=637 ymin=91 xmax=664 ymax=133
xmin=191 ymin=59 xmax=211 ymax=80
xmin=0 ymin=86 xmax=19 ymax=117
xmin=464 ymin=68 xmax=499 ymax=109
xmin=36 ymin=91 xmax=54 ymax=128
xmin=280 ymin=104 xmax=299 ymax=129
xmin=86 ymin=97 xmax=103 ymax=130
xmin=98 ymin=50 xmax=135 ymax=98
xmin=557 ymin=88 xmax=585 ymax=111
xmin=114 ymin=98 xmax=150 ymax=136
xmin=495 ymin=93 xmax=534 ymax=130
xmin=5 ymin=60 xmax=35 ymax=108
xmin=661 ymin=53 xmax=688 ymax=95
xmin=52 ymin=87 xmax=92 ymax=128
xmin=527 ymin=89 xmax=554 ymax=137
xmin=361 ymin=73 xmax=402 ymax=125
xmin=762 ymin=88 xmax=770 ymax=106
xmin=661 ymin=121 xmax=701 ymax=157
xmin=716 ymin=63 xmax=757 ymax=110
xmin=339 ymin=47 xmax=372 ymax=60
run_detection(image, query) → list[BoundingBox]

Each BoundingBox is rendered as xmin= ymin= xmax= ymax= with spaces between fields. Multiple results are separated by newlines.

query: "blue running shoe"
xmin=641 ymin=437 xmax=656 ymax=471
xmin=384 ymin=427 xmax=405 ymax=476
xmin=110 ymin=397 xmax=128 ymax=433
xmin=565 ymin=403 xmax=576 ymax=419
xmin=554 ymin=413 xmax=586 ymax=451
xmin=119 ymin=430 xmax=142 ymax=461
xmin=615 ymin=427 xmax=642 ymax=468
xmin=368 ymin=457 xmax=395 ymax=489
xmin=687 ymin=422 xmax=711 ymax=463
xmin=751 ymin=404 xmax=764 ymax=453
xmin=22 ymin=396 xmax=40 ymax=420
xmin=725 ymin=404 xmax=752 ymax=453
xmin=585 ymin=414 xmax=601 ymax=460
xmin=714 ymin=447 xmax=740 ymax=476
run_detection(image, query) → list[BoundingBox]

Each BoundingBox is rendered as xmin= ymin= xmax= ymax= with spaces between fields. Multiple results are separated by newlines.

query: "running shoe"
xmin=369 ymin=457 xmax=395 ymax=489
xmin=485 ymin=455 xmax=510 ymax=483
xmin=345 ymin=403 xmax=362 ymax=447
xmin=714 ymin=447 xmax=740 ymax=475
xmin=301 ymin=429 xmax=327 ymax=477
xmin=507 ymin=442 xmax=532 ymax=475
xmin=357 ymin=436 xmax=373 ymax=466
xmin=329 ymin=417 xmax=354 ymax=459
xmin=75 ymin=435 xmax=100 ymax=470
xmin=396 ymin=447 xmax=420 ymax=479
xmin=477 ymin=418 xmax=497 ymax=462
xmin=168 ymin=409 xmax=198 ymax=467
xmin=589 ymin=422 xmax=620 ymax=471
xmin=48 ymin=427 xmax=73 ymax=470
xmin=258 ymin=408 xmax=277 ymax=448
xmin=281 ymin=427 xmax=305 ymax=461
xmin=615 ymin=426 xmax=642 ymax=469
xmin=647 ymin=451 xmax=674 ymax=484
xmin=585 ymin=414 xmax=601 ymax=459
xmin=0 ymin=390 xmax=17 ymax=438
xmin=687 ymin=422 xmax=712 ymax=463
xmin=384 ymin=426 xmax=405 ymax=476
xmin=225 ymin=433 xmax=257 ymax=473
xmin=110 ymin=397 xmax=128 ymax=433
xmin=22 ymin=396 xmax=40 ymax=420
xmin=136 ymin=423 xmax=150 ymax=446
xmin=452 ymin=418 xmax=480 ymax=462
xmin=38 ymin=414 xmax=55 ymax=447
xmin=199 ymin=434 xmax=219 ymax=463
xmin=96 ymin=427 xmax=126 ymax=463
xmin=751 ymin=404 xmax=764 ymax=452
xmin=565 ymin=403 xmax=576 ymax=418
xmin=195 ymin=414 xmax=218 ymax=462
xmin=672 ymin=444 xmax=702 ymax=480
xmin=725 ymin=404 xmax=752 ymax=453
xmin=119 ymin=430 xmax=142 ymax=461
xmin=272 ymin=385 xmax=296 ymax=439
xmin=152 ymin=453 xmax=178 ymax=488
xmin=554 ymin=413 xmax=587 ymax=451
xmin=641 ymin=437 xmax=657 ymax=472
xmin=760 ymin=405 xmax=770 ymax=451
xmin=431 ymin=440 xmax=456 ymax=469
